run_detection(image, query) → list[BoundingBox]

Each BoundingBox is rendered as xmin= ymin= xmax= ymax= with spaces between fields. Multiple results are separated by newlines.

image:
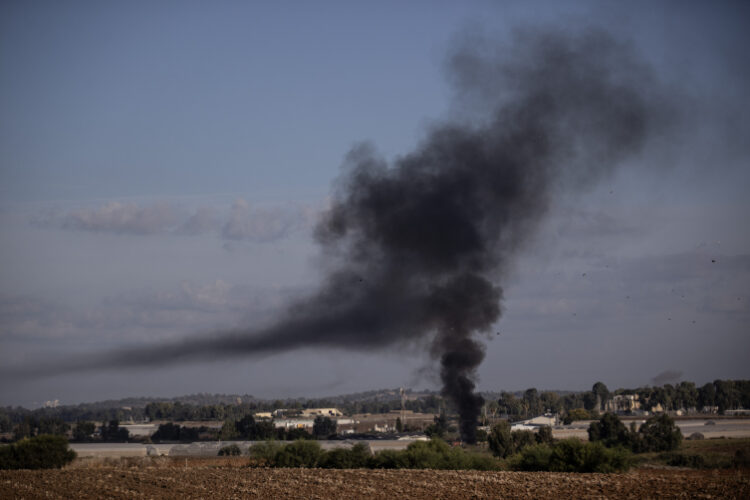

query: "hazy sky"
xmin=1 ymin=1 xmax=748 ymax=407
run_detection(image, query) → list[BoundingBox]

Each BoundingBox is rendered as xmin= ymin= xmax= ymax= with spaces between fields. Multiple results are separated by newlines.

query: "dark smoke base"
xmin=13 ymin=27 xmax=674 ymax=443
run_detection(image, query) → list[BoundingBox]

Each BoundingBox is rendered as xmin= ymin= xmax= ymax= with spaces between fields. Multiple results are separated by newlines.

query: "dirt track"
xmin=2 ymin=466 xmax=749 ymax=499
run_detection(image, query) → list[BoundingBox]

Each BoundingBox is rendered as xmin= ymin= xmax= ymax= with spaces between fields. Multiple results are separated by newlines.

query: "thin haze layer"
xmin=9 ymin=28 xmax=675 ymax=443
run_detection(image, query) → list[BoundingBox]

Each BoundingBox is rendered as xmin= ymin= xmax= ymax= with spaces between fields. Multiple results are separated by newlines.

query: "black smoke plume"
xmin=10 ymin=28 xmax=674 ymax=443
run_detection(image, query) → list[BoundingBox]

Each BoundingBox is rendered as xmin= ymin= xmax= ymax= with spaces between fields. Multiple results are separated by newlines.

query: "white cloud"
xmin=35 ymin=198 xmax=323 ymax=243
xmin=221 ymin=198 xmax=309 ymax=242
xmin=178 ymin=206 xmax=220 ymax=235
xmin=61 ymin=201 xmax=181 ymax=235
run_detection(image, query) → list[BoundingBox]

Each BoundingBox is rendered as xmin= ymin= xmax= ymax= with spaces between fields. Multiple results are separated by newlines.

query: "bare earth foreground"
xmin=2 ymin=464 xmax=749 ymax=499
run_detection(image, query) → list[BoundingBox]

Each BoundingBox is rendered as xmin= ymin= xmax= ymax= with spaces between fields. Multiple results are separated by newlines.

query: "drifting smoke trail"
xmin=11 ymin=28 xmax=675 ymax=443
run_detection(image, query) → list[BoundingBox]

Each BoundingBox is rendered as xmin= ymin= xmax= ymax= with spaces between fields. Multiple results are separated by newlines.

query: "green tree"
xmin=424 ymin=413 xmax=448 ymax=439
xmin=587 ymin=413 xmax=633 ymax=448
xmin=498 ymin=392 xmax=521 ymax=419
xmin=312 ymin=416 xmax=337 ymax=439
xmin=0 ymin=435 xmax=76 ymax=470
xmin=592 ymin=382 xmax=610 ymax=412
xmin=676 ymin=381 xmax=698 ymax=410
xmin=13 ymin=418 xmax=34 ymax=441
xmin=714 ymin=379 xmax=739 ymax=413
xmin=151 ymin=422 xmax=181 ymax=442
xmin=488 ymin=420 xmax=514 ymax=458
xmin=100 ymin=420 xmax=129 ymax=442
xmin=698 ymin=382 xmax=716 ymax=409
xmin=582 ymin=392 xmax=598 ymax=412
xmin=253 ymin=420 xmax=276 ymax=440
xmin=511 ymin=430 xmax=536 ymax=454
xmin=236 ymin=415 xmax=258 ymax=439
xmin=0 ymin=412 xmax=11 ymax=433
xmin=523 ymin=388 xmax=542 ymax=417
xmin=536 ymin=425 xmax=553 ymax=445
xmin=562 ymin=408 xmax=590 ymax=424
xmin=636 ymin=414 xmax=682 ymax=452
xmin=540 ymin=392 xmax=562 ymax=414
xmin=72 ymin=421 xmax=96 ymax=442
xmin=219 ymin=419 xmax=239 ymax=440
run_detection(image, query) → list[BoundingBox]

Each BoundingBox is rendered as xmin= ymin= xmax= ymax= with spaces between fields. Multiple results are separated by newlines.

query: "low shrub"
xmin=664 ymin=452 xmax=705 ymax=468
xmin=254 ymin=438 xmax=500 ymax=470
xmin=660 ymin=451 xmax=734 ymax=469
xmin=509 ymin=443 xmax=554 ymax=471
xmin=0 ymin=435 xmax=76 ymax=469
xmin=488 ymin=422 xmax=554 ymax=458
xmin=536 ymin=425 xmax=554 ymax=445
xmin=368 ymin=449 xmax=410 ymax=469
xmin=273 ymin=440 xmax=324 ymax=468
xmin=249 ymin=441 xmax=282 ymax=465
xmin=319 ymin=443 xmax=370 ymax=469
xmin=218 ymin=444 xmax=242 ymax=456
xmin=510 ymin=439 xmax=631 ymax=473
xmin=733 ymin=449 xmax=750 ymax=468
xmin=369 ymin=439 xmax=500 ymax=471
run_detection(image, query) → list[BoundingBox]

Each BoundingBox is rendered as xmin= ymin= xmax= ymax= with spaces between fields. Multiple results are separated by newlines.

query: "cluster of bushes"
xmin=98 ymin=420 xmax=130 ymax=442
xmin=588 ymin=413 xmax=682 ymax=453
xmin=484 ymin=421 xmax=631 ymax=472
xmin=245 ymin=439 xmax=499 ymax=470
xmin=487 ymin=422 xmax=554 ymax=458
xmin=562 ymin=408 xmax=593 ymax=424
xmin=510 ymin=439 xmax=632 ymax=473
xmin=9 ymin=416 xmax=70 ymax=441
xmin=486 ymin=415 xmax=685 ymax=473
xmin=151 ymin=422 xmax=207 ymax=443
xmin=218 ymin=444 xmax=242 ymax=456
xmin=219 ymin=415 xmax=335 ymax=441
xmin=0 ymin=435 xmax=76 ymax=469
xmin=659 ymin=448 xmax=750 ymax=470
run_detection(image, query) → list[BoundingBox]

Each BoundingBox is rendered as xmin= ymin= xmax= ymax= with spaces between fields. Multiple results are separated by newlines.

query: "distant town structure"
xmin=299 ymin=408 xmax=343 ymax=417
xmin=511 ymin=414 xmax=558 ymax=431
xmin=605 ymin=394 xmax=641 ymax=413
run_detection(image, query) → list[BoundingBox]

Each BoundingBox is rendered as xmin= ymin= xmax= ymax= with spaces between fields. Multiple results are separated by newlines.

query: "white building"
xmin=300 ymin=408 xmax=343 ymax=417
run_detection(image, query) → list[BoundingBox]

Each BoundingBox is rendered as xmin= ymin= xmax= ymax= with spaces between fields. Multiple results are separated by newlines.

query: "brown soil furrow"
xmin=1 ymin=468 xmax=748 ymax=499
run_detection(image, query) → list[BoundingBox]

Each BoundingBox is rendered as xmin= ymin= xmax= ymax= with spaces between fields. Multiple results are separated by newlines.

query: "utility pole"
xmin=400 ymin=387 xmax=406 ymax=428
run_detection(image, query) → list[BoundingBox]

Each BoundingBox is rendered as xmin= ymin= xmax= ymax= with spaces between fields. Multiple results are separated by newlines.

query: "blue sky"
xmin=1 ymin=1 xmax=748 ymax=407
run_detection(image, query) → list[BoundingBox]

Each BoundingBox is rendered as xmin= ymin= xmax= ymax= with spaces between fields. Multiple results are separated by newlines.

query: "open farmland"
xmin=2 ymin=463 xmax=749 ymax=499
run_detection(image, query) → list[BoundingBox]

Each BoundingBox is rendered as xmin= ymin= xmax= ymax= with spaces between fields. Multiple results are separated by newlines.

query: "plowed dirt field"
xmin=2 ymin=465 xmax=749 ymax=499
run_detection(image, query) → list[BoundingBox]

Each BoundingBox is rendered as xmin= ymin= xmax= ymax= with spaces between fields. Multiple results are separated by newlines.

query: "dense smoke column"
xmin=309 ymin=29 xmax=668 ymax=442
xmin=8 ymin=28 xmax=674 ymax=443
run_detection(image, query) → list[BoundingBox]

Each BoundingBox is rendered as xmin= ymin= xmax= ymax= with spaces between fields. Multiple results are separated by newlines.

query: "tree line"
xmin=494 ymin=379 xmax=750 ymax=421
xmin=2 ymin=379 xmax=748 ymax=442
xmin=6 ymin=414 xmax=341 ymax=445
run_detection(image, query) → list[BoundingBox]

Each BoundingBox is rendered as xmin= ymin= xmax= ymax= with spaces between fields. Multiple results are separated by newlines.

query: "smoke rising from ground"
xmin=9 ymin=28 xmax=675 ymax=443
